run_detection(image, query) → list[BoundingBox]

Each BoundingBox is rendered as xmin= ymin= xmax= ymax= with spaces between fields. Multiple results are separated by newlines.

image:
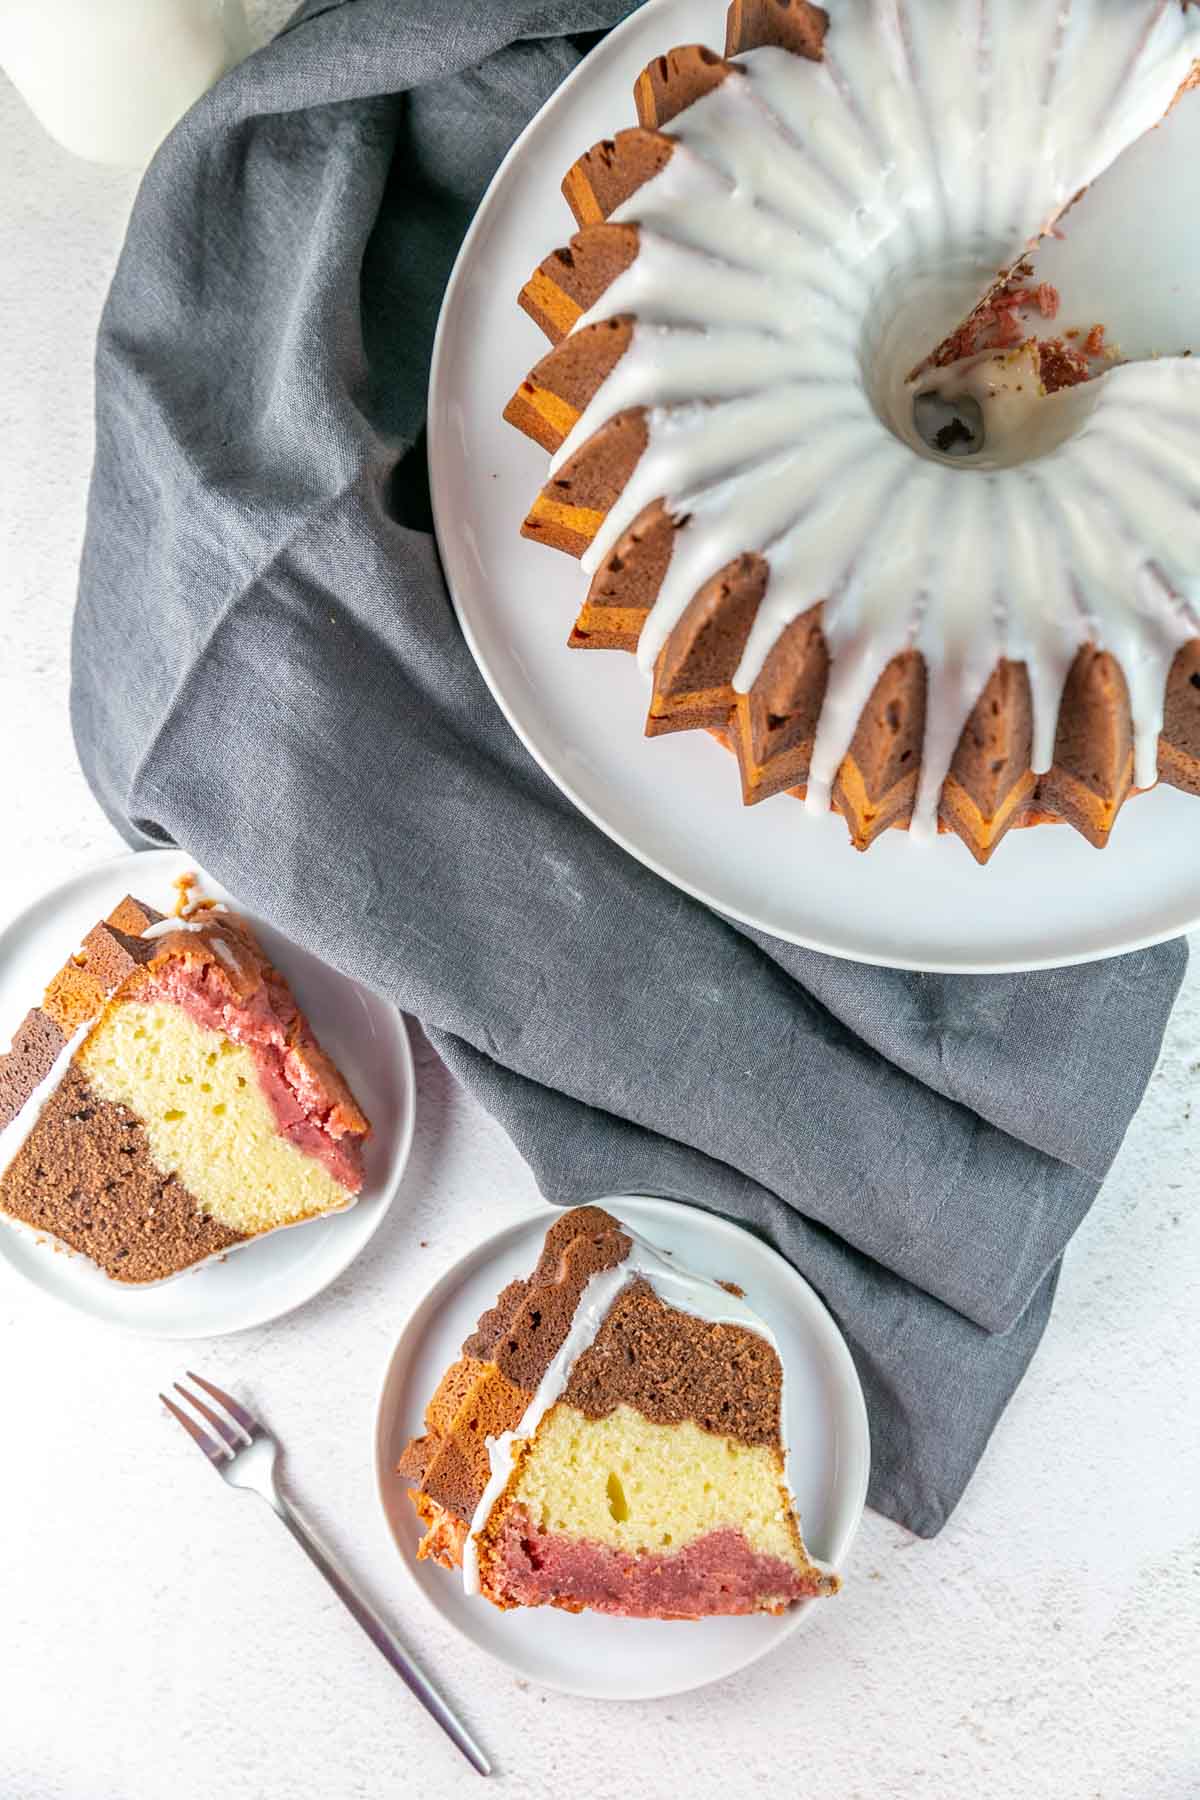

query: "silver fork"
xmin=162 ymin=1372 xmax=490 ymax=1777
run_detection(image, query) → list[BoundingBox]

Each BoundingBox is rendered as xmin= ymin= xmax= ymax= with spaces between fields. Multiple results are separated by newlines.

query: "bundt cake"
xmin=504 ymin=0 xmax=1200 ymax=862
xmin=398 ymin=1205 xmax=836 ymax=1618
xmin=0 ymin=895 xmax=369 ymax=1282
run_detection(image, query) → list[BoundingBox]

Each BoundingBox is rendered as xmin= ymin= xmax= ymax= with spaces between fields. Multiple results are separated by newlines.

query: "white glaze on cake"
xmin=462 ymin=1225 xmax=798 ymax=1595
xmin=140 ymin=910 xmax=229 ymax=939
xmin=141 ymin=910 xmax=251 ymax=979
xmin=547 ymin=1 xmax=1200 ymax=841
xmin=0 ymin=1024 xmax=89 ymax=1180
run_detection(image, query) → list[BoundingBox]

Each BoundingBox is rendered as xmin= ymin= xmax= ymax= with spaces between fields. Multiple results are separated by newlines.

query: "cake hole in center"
xmin=859 ymin=261 xmax=1098 ymax=469
xmin=912 ymin=390 xmax=985 ymax=458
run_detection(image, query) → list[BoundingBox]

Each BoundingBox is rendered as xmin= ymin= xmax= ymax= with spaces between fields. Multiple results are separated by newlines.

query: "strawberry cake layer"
xmin=0 ymin=896 xmax=369 ymax=1283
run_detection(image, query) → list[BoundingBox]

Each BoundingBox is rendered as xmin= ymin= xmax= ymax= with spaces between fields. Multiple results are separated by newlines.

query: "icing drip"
xmin=140 ymin=909 xmax=229 ymax=939
xmin=548 ymin=1 xmax=1200 ymax=841
xmin=0 ymin=1025 xmax=89 ymax=1181
xmin=462 ymin=1227 xmax=797 ymax=1596
xmin=142 ymin=910 xmax=251 ymax=980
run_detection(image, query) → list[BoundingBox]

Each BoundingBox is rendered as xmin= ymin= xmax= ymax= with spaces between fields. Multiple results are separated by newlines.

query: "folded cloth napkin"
xmin=72 ymin=0 xmax=1187 ymax=1537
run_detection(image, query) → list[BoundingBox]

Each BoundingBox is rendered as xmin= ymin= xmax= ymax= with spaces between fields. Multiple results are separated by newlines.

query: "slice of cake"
xmin=0 ymin=894 xmax=369 ymax=1283
xmin=398 ymin=1206 xmax=837 ymax=1619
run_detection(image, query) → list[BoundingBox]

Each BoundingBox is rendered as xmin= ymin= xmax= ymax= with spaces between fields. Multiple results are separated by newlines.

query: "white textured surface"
xmin=1 ymin=18 xmax=1198 ymax=1799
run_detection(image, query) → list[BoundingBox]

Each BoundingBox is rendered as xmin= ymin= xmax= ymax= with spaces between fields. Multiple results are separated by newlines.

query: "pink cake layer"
xmin=487 ymin=1512 xmax=823 ymax=1619
xmin=140 ymin=946 xmax=365 ymax=1190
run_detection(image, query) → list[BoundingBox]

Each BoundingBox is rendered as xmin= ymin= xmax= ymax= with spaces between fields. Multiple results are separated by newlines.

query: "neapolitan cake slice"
xmin=0 ymin=895 xmax=369 ymax=1283
xmin=398 ymin=1206 xmax=836 ymax=1619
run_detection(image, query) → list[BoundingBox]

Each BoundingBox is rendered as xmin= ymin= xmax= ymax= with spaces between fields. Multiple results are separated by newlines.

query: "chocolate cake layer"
xmin=572 ymin=498 xmax=675 ymax=651
xmin=733 ymin=603 xmax=829 ymax=802
xmin=635 ymin=44 xmax=739 ymax=130
xmin=725 ymin=0 xmax=830 ymax=59
xmin=520 ymin=410 xmax=649 ymax=557
xmin=2 ymin=1062 xmax=245 ymax=1281
xmin=1037 ymin=648 xmax=1135 ymax=848
xmin=504 ymin=314 xmax=635 ymax=454
xmin=463 ymin=1205 xmax=632 ymax=1385
xmin=400 ymin=1208 xmax=632 ymax=1521
xmin=834 ymin=652 xmax=927 ymax=848
xmin=519 ymin=223 xmax=642 ymax=344
xmin=562 ymin=1278 xmax=782 ymax=1447
xmin=647 ymin=554 xmax=767 ymax=737
xmin=397 ymin=1361 xmax=529 ymax=1524
xmin=0 ymin=1010 xmax=67 ymax=1134
xmin=1160 ymin=641 xmax=1200 ymax=795
xmin=562 ymin=128 xmax=676 ymax=229
xmin=0 ymin=897 xmax=163 ymax=1130
xmin=941 ymin=661 xmax=1038 ymax=862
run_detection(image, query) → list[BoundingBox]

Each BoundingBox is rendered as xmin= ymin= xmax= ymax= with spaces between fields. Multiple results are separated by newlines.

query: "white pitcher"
xmin=0 ymin=0 xmax=250 ymax=166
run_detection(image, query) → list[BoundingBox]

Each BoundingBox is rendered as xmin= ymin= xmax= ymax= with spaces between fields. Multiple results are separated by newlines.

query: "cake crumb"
xmin=172 ymin=871 xmax=221 ymax=921
xmin=171 ymin=872 xmax=198 ymax=917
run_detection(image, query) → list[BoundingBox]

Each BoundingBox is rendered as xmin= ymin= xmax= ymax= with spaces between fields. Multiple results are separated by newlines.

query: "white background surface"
xmin=1 ymin=9 xmax=1198 ymax=1797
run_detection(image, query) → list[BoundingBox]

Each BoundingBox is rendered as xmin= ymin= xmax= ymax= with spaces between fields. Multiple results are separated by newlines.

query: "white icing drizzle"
xmin=462 ymin=1224 xmax=797 ymax=1596
xmin=547 ymin=2 xmax=1200 ymax=841
xmin=208 ymin=936 xmax=247 ymax=979
xmin=140 ymin=908 xmax=229 ymax=940
xmin=142 ymin=909 xmax=249 ymax=978
xmin=0 ymin=1024 xmax=89 ymax=1182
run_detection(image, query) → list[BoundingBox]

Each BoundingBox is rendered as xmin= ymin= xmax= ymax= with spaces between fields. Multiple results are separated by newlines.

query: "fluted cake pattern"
xmin=505 ymin=0 xmax=1200 ymax=861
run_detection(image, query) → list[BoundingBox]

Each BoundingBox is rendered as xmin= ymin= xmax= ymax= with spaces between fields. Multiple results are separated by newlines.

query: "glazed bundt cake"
xmin=398 ymin=1206 xmax=836 ymax=1618
xmin=504 ymin=0 xmax=1200 ymax=863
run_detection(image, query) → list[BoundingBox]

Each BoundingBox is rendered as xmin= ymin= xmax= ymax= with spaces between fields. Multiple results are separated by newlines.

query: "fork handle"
xmin=270 ymin=1489 xmax=491 ymax=1776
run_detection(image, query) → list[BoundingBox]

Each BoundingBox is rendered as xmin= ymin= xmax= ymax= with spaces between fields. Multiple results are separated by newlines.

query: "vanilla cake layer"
xmin=501 ymin=1401 xmax=801 ymax=1564
xmin=78 ymin=1000 xmax=354 ymax=1237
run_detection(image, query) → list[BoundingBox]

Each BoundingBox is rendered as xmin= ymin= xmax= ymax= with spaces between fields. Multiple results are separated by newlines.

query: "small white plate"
xmin=0 ymin=848 xmax=415 ymax=1337
xmin=375 ymin=1196 xmax=869 ymax=1700
xmin=428 ymin=0 xmax=1200 ymax=972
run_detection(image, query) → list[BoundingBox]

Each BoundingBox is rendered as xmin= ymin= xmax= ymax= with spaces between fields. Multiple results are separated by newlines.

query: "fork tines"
xmin=161 ymin=1373 xmax=259 ymax=1464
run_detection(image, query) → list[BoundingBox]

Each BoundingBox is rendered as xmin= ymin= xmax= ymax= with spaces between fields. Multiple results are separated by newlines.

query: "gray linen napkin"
xmin=71 ymin=0 xmax=1187 ymax=1537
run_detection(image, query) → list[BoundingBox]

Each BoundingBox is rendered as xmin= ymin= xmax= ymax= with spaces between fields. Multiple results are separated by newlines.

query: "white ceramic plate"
xmin=428 ymin=0 xmax=1200 ymax=973
xmin=375 ymin=1196 xmax=869 ymax=1700
xmin=0 ymin=848 xmax=414 ymax=1337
